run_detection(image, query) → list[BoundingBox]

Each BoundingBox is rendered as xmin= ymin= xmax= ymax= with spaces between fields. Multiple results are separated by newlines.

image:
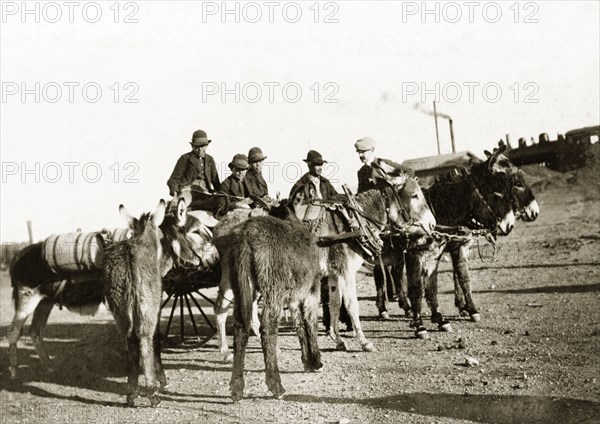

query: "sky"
xmin=1 ymin=0 xmax=599 ymax=242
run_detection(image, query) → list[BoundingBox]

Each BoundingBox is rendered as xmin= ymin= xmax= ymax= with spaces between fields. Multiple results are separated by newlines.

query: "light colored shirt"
xmin=308 ymin=175 xmax=322 ymax=199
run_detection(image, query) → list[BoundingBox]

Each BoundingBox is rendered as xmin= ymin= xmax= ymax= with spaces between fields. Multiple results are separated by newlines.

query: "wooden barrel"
xmin=43 ymin=232 xmax=105 ymax=273
xmin=105 ymin=228 xmax=132 ymax=243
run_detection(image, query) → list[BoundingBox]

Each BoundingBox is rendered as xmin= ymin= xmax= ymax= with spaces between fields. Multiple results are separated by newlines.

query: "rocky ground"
xmin=1 ymin=163 xmax=599 ymax=424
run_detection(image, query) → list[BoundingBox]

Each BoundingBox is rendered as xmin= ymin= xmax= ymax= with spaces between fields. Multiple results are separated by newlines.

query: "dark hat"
xmin=303 ymin=150 xmax=327 ymax=166
xmin=248 ymin=147 xmax=267 ymax=163
xmin=190 ymin=129 xmax=211 ymax=146
xmin=228 ymin=154 xmax=250 ymax=170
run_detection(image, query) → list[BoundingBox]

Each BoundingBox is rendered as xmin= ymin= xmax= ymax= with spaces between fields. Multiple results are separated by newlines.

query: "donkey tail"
xmin=234 ymin=238 xmax=256 ymax=331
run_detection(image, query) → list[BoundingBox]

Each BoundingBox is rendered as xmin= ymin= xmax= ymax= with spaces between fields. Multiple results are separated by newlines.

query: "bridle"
xmin=465 ymin=169 xmax=511 ymax=231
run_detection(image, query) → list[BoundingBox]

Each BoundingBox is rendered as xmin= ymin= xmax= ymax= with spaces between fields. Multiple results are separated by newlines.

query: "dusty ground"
xmin=1 ymin=164 xmax=599 ymax=424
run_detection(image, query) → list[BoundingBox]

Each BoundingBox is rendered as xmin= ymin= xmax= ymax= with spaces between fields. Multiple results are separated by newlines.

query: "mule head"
xmin=484 ymin=147 xmax=540 ymax=222
xmin=378 ymin=174 xmax=436 ymax=234
xmin=470 ymin=163 xmax=515 ymax=235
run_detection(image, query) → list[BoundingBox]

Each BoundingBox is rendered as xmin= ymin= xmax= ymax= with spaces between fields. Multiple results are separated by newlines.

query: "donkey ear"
xmin=175 ymin=198 xmax=187 ymax=226
xmin=171 ymin=239 xmax=181 ymax=258
xmin=119 ymin=205 xmax=135 ymax=228
xmin=484 ymin=150 xmax=492 ymax=158
xmin=153 ymin=199 xmax=166 ymax=227
xmin=488 ymin=144 xmax=506 ymax=170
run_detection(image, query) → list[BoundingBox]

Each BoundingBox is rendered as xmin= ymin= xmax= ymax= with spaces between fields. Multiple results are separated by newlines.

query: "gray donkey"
xmin=215 ymin=214 xmax=323 ymax=402
xmin=103 ymin=199 xmax=201 ymax=407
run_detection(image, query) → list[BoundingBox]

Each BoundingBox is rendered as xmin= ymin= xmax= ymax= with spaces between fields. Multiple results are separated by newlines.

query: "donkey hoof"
xmin=149 ymin=393 xmax=161 ymax=408
xmin=470 ymin=313 xmax=481 ymax=322
xmin=335 ymin=341 xmax=348 ymax=351
xmin=304 ymin=362 xmax=324 ymax=372
xmin=9 ymin=367 xmax=18 ymax=380
xmin=439 ymin=322 xmax=453 ymax=332
xmin=158 ymin=376 xmax=169 ymax=389
xmin=126 ymin=392 xmax=140 ymax=407
xmin=272 ymin=386 xmax=286 ymax=400
xmin=231 ymin=393 xmax=244 ymax=403
xmin=459 ymin=309 xmax=469 ymax=317
xmin=223 ymin=352 xmax=234 ymax=363
xmin=361 ymin=341 xmax=376 ymax=352
xmin=416 ymin=328 xmax=429 ymax=340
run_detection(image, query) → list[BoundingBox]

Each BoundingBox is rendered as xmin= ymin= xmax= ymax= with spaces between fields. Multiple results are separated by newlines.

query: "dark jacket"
xmin=167 ymin=152 xmax=220 ymax=194
xmin=218 ymin=175 xmax=250 ymax=198
xmin=244 ymin=169 xmax=269 ymax=198
xmin=357 ymin=157 xmax=412 ymax=193
xmin=289 ymin=173 xmax=338 ymax=201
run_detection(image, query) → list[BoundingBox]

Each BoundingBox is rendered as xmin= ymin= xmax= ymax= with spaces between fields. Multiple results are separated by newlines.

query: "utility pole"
xmin=433 ymin=101 xmax=441 ymax=155
xmin=27 ymin=220 xmax=33 ymax=244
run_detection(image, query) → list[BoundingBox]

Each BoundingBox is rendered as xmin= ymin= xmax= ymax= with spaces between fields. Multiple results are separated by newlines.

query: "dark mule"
xmin=7 ymin=199 xmax=201 ymax=384
xmin=448 ymin=146 xmax=540 ymax=316
xmin=215 ymin=215 xmax=323 ymax=402
xmin=402 ymin=147 xmax=516 ymax=337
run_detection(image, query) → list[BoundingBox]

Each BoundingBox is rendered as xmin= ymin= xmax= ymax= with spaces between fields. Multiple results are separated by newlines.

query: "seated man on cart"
xmin=167 ymin=129 xmax=221 ymax=212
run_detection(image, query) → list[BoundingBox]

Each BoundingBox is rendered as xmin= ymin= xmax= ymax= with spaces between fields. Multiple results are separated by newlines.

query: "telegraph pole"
xmin=433 ymin=101 xmax=441 ymax=155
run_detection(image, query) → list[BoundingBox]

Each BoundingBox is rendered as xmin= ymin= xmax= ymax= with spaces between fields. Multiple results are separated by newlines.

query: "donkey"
xmin=212 ymin=176 xmax=435 ymax=360
xmin=102 ymin=199 xmax=205 ymax=407
xmin=215 ymin=215 xmax=323 ymax=402
xmin=212 ymin=205 xmax=298 ymax=362
xmin=7 ymin=199 xmax=201 ymax=383
xmin=298 ymin=174 xmax=435 ymax=352
xmin=400 ymin=147 xmax=517 ymax=337
xmin=447 ymin=146 xmax=539 ymax=316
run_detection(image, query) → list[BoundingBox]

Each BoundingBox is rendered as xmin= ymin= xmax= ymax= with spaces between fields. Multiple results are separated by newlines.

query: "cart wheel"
xmin=161 ymin=271 xmax=220 ymax=347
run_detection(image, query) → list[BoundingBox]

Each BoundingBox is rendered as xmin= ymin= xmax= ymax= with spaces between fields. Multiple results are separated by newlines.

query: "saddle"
xmin=293 ymin=186 xmax=383 ymax=258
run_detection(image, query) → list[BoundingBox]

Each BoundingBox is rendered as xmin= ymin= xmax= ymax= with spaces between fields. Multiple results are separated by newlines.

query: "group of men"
xmin=166 ymin=128 xmax=408 ymax=322
xmin=167 ymin=129 xmax=404 ymax=211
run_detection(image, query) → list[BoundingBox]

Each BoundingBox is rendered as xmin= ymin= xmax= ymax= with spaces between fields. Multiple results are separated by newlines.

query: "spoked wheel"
xmin=161 ymin=269 xmax=220 ymax=347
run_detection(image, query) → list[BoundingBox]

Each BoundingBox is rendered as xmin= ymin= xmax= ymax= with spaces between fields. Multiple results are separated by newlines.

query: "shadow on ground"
xmin=285 ymin=392 xmax=600 ymax=424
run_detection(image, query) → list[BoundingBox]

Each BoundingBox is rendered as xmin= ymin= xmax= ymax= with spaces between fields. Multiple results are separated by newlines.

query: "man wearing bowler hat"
xmin=290 ymin=150 xmax=354 ymax=333
xmin=167 ymin=129 xmax=221 ymax=207
xmin=245 ymin=147 xmax=270 ymax=200
xmin=289 ymin=150 xmax=338 ymax=201
xmin=355 ymin=137 xmax=411 ymax=320
xmin=218 ymin=153 xmax=253 ymax=209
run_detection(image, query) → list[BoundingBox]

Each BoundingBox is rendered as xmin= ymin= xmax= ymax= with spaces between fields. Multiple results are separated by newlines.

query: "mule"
xmin=215 ymin=215 xmax=323 ymax=401
xmin=7 ymin=199 xmax=201 ymax=383
xmin=212 ymin=176 xmax=435 ymax=360
xmin=296 ymin=175 xmax=435 ymax=352
xmin=448 ymin=146 xmax=540 ymax=317
xmin=400 ymin=147 xmax=519 ymax=337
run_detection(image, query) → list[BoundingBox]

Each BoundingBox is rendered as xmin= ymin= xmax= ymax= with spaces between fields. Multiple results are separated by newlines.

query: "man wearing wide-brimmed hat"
xmin=245 ymin=147 xmax=269 ymax=199
xmin=167 ymin=129 xmax=221 ymax=201
xmin=218 ymin=153 xmax=253 ymax=209
xmin=289 ymin=150 xmax=338 ymax=201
